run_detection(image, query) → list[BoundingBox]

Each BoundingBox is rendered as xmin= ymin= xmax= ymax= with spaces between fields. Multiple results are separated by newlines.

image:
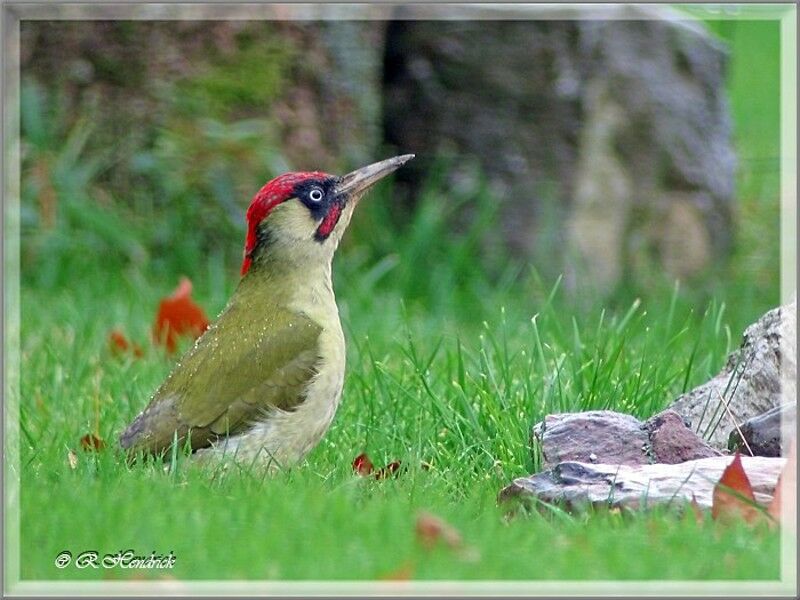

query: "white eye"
xmin=309 ymin=188 xmax=324 ymax=202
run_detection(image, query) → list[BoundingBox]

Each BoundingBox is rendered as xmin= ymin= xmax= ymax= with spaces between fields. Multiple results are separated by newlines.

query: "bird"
xmin=119 ymin=154 xmax=415 ymax=469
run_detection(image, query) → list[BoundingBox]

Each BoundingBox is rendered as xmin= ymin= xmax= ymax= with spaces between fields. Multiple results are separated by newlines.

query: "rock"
xmin=728 ymin=402 xmax=797 ymax=457
xmin=645 ymin=409 xmax=722 ymax=464
xmin=20 ymin=16 xmax=389 ymax=261
xmin=273 ymin=19 xmax=386 ymax=170
xmin=22 ymin=6 xmax=737 ymax=288
xmin=533 ymin=409 xmax=720 ymax=470
xmin=382 ymin=5 xmax=735 ymax=293
xmin=499 ymin=455 xmax=786 ymax=512
xmin=21 ymin=16 xmax=386 ymax=175
xmin=668 ymin=299 xmax=797 ymax=450
xmin=533 ymin=410 xmax=651 ymax=469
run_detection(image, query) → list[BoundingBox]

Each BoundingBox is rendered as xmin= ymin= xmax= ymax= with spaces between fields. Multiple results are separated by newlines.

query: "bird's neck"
xmin=239 ymin=243 xmax=337 ymax=323
xmin=250 ymin=216 xmax=338 ymax=274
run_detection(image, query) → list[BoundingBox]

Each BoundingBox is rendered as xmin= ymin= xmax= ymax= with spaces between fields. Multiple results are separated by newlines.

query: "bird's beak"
xmin=335 ymin=154 xmax=415 ymax=199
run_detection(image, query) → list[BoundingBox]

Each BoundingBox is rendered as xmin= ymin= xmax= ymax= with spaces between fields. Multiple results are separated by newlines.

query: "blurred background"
xmin=13 ymin=9 xmax=789 ymax=582
xmin=18 ymin=7 xmax=781 ymax=332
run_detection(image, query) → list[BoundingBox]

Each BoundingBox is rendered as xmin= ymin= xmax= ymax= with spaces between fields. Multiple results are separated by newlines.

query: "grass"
xmin=17 ymin=189 xmax=782 ymax=582
xmin=13 ymin=13 xmax=786 ymax=588
xmin=22 ymin=468 xmax=780 ymax=581
xmin=18 ymin=284 xmax=783 ymax=581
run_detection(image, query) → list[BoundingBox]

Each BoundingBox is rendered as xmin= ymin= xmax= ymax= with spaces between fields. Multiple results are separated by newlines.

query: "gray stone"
xmin=278 ymin=19 xmax=386 ymax=170
xmin=533 ymin=408 xmax=721 ymax=470
xmin=728 ymin=402 xmax=797 ymax=457
xmin=668 ymin=299 xmax=797 ymax=450
xmin=533 ymin=411 xmax=650 ymax=470
xmin=645 ymin=409 xmax=722 ymax=464
xmin=499 ymin=455 xmax=786 ymax=512
xmin=21 ymin=6 xmax=737 ymax=288
xmin=382 ymin=5 xmax=735 ymax=293
xmin=21 ymin=16 xmax=386 ymax=175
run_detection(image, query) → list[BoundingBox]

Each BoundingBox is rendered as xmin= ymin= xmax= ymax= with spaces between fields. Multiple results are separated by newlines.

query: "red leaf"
xmin=353 ymin=453 xmax=374 ymax=476
xmin=108 ymin=329 xmax=144 ymax=358
xmin=153 ymin=277 xmax=210 ymax=353
xmin=689 ymin=493 xmax=704 ymax=525
xmin=353 ymin=453 xmax=403 ymax=479
xmin=80 ymin=433 xmax=106 ymax=452
xmin=415 ymin=511 xmax=462 ymax=550
xmin=712 ymin=452 xmax=763 ymax=524
xmin=378 ymin=561 xmax=415 ymax=581
xmin=375 ymin=461 xmax=402 ymax=480
xmin=768 ymin=439 xmax=796 ymax=531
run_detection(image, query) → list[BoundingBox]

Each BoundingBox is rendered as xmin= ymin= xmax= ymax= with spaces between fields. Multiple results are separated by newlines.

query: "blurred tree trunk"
xmin=382 ymin=8 xmax=735 ymax=294
xmin=22 ymin=8 xmax=736 ymax=294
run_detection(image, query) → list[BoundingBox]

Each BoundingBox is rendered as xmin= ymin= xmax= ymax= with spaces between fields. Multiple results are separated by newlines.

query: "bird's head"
xmin=241 ymin=154 xmax=414 ymax=276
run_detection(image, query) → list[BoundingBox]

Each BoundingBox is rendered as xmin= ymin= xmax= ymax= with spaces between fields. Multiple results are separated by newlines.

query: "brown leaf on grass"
xmin=689 ymin=493 xmax=704 ymax=525
xmin=80 ymin=433 xmax=106 ymax=452
xmin=108 ymin=329 xmax=144 ymax=358
xmin=153 ymin=277 xmax=210 ymax=353
xmin=768 ymin=439 xmax=796 ymax=530
xmin=33 ymin=160 xmax=57 ymax=229
xmin=353 ymin=452 xmax=374 ymax=476
xmin=353 ymin=453 xmax=402 ymax=480
xmin=378 ymin=561 xmax=415 ymax=581
xmin=712 ymin=452 xmax=765 ymax=524
xmin=375 ymin=461 xmax=402 ymax=480
xmin=415 ymin=511 xmax=462 ymax=550
xmin=67 ymin=449 xmax=78 ymax=470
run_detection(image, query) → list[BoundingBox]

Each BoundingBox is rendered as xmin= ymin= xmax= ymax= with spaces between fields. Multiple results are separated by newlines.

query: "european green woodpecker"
xmin=120 ymin=154 xmax=415 ymax=468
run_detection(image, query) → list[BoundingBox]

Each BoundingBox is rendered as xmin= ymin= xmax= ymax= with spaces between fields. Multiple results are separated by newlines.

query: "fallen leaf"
xmin=378 ymin=561 xmax=415 ymax=581
xmin=689 ymin=493 xmax=704 ymax=525
xmin=415 ymin=511 xmax=462 ymax=550
xmin=353 ymin=452 xmax=374 ymax=476
xmin=153 ymin=277 xmax=210 ymax=353
xmin=67 ymin=450 xmax=78 ymax=470
xmin=353 ymin=453 xmax=403 ymax=480
xmin=768 ymin=438 xmax=796 ymax=530
xmin=768 ymin=475 xmax=782 ymax=518
xmin=33 ymin=159 xmax=57 ymax=229
xmin=108 ymin=329 xmax=144 ymax=358
xmin=80 ymin=433 xmax=106 ymax=452
xmin=375 ymin=461 xmax=402 ymax=480
xmin=712 ymin=452 xmax=764 ymax=524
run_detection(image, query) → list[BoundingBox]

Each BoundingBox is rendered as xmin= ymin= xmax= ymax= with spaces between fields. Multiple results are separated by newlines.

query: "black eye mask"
xmin=293 ymin=177 xmax=345 ymax=242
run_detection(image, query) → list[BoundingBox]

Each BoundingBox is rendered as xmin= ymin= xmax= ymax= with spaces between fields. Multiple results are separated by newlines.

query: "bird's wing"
xmin=119 ymin=301 xmax=322 ymax=456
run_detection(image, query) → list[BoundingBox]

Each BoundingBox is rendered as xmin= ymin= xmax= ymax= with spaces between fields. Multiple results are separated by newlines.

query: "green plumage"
xmin=119 ymin=154 xmax=414 ymax=463
xmin=120 ymin=273 xmax=322 ymax=456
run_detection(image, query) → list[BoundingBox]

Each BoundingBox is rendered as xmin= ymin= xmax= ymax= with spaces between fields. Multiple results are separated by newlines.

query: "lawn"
xmin=16 ymin=189 xmax=783 ymax=584
xmin=16 ymin=263 xmax=784 ymax=583
xmin=10 ymin=12 xmax=789 ymax=591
